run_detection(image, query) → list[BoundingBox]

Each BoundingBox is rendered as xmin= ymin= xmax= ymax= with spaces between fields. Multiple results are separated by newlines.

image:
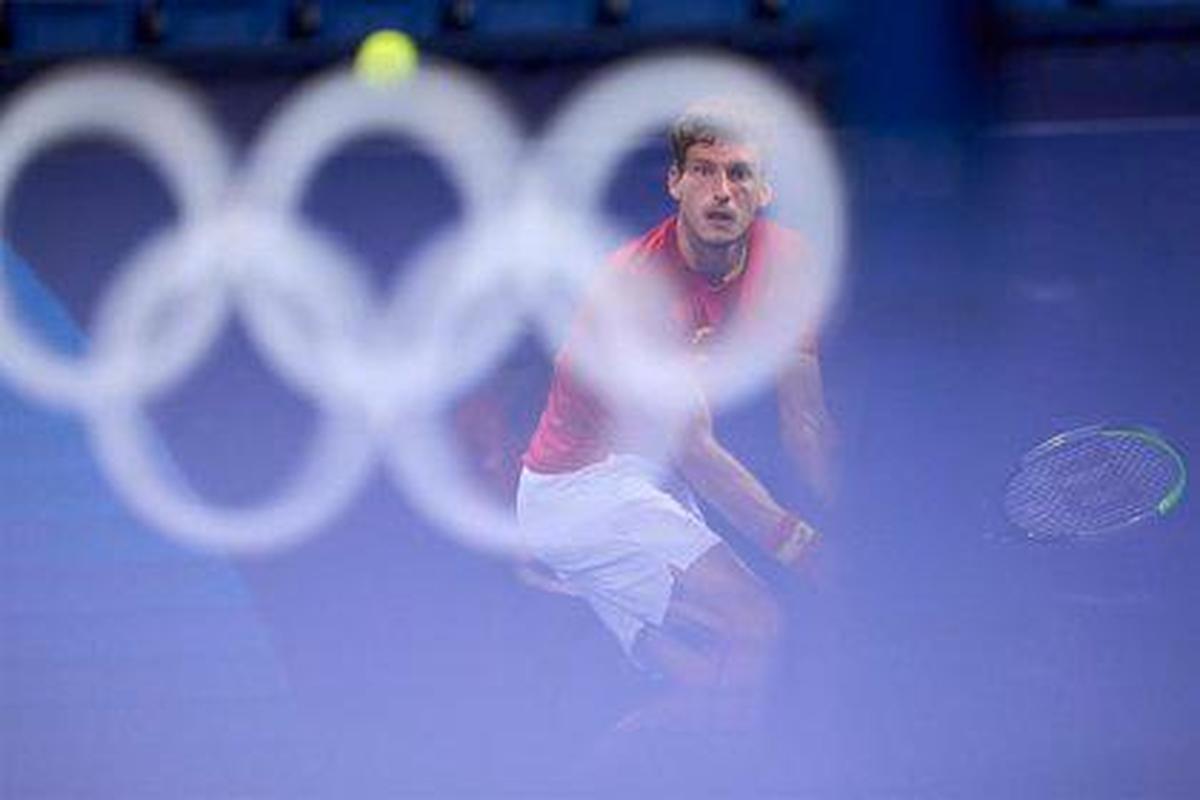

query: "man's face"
xmin=667 ymin=139 xmax=773 ymax=248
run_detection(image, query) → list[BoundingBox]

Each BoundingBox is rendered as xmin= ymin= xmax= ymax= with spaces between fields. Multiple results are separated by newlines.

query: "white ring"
xmin=85 ymin=212 xmax=378 ymax=555
xmin=376 ymin=203 xmax=610 ymax=552
xmin=533 ymin=50 xmax=845 ymax=413
xmin=241 ymin=61 xmax=522 ymax=217
xmin=236 ymin=61 xmax=526 ymax=415
xmin=0 ymin=63 xmax=230 ymax=409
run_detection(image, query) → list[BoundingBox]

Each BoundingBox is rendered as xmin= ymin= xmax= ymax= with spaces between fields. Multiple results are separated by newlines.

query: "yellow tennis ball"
xmin=354 ymin=30 xmax=419 ymax=86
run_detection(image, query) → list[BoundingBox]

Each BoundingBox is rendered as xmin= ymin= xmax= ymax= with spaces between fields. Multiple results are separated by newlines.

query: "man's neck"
xmin=675 ymin=219 xmax=749 ymax=285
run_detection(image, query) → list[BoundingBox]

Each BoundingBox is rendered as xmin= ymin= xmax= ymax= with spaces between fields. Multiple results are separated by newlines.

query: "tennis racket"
xmin=1002 ymin=424 xmax=1187 ymax=542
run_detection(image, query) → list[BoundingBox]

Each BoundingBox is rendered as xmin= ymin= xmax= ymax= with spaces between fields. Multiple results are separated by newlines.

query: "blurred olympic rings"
xmin=0 ymin=52 xmax=845 ymax=556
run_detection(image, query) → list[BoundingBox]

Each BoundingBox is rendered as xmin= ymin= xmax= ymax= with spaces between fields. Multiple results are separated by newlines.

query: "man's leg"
xmin=624 ymin=541 xmax=784 ymax=733
xmin=517 ymin=459 xmax=782 ymax=739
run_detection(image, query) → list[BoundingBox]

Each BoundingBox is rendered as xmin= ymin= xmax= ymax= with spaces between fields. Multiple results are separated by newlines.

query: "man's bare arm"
xmin=673 ymin=403 xmax=818 ymax=570
xmin=778 ymin=348 xmax=838 ymax=503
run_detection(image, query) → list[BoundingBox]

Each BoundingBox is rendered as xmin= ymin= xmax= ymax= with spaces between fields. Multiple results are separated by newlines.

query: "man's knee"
xmin=711 ymin=584 xmax=784 ymax=664
xmin=677 ymin=585 xmax=785 ymax=679
xmin=733 ymin=587 xmax=785 ymax=650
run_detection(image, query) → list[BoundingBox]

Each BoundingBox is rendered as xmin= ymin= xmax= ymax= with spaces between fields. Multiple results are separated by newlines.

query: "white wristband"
xmin=774 ymin=518 xmax=818 ymax=565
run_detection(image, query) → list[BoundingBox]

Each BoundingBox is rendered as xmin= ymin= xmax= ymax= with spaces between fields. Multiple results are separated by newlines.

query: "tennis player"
xmin=517 ymin=102 xmax=836 ymax=741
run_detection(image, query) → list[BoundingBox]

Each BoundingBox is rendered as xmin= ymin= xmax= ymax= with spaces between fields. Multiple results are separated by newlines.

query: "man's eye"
xmin=730 ymin=166 xmax=752 ymax=182
xmin=691 ymin=163 xmax=715 ymax=177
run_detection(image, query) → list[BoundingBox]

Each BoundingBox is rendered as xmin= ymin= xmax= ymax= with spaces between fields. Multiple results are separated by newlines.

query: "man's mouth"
xmin=704 ymin=209 xmax=737 ymax=224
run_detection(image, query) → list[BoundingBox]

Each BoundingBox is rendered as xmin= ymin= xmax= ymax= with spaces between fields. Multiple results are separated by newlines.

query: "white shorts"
xmin=516 ymin=454 xmax=722 ymax=659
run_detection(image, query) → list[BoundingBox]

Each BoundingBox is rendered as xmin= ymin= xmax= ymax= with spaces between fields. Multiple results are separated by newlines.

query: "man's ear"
xmin=757 ymin=179 xmax=774 ymax=210
xmin=667 ymin=164 xmax=683 ymax=202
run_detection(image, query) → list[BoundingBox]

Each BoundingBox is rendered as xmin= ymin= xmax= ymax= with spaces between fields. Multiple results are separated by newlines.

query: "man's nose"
xmin=712 ymin=172 xmax=732 ymax=200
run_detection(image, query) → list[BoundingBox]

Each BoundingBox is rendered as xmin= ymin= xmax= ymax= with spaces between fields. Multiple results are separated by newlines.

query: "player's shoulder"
xmin=607 ymin=216 xmax=676 ymax=274
xmin=751 ymin=218 xmax=810 ymax=263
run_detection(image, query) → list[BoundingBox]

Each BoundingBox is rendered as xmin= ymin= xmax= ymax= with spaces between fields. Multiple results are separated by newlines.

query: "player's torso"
xmin=525 ymin=216 xmax=793 ymax=473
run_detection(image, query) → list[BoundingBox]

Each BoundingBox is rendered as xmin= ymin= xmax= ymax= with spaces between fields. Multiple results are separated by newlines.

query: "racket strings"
xmin=1004 ymin=434 xmax=1181 ymax=539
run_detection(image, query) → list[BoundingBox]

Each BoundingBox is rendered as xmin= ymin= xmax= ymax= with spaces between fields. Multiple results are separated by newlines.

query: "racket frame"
xmin=1002 ymin=423 xmax=1187 ymax=542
